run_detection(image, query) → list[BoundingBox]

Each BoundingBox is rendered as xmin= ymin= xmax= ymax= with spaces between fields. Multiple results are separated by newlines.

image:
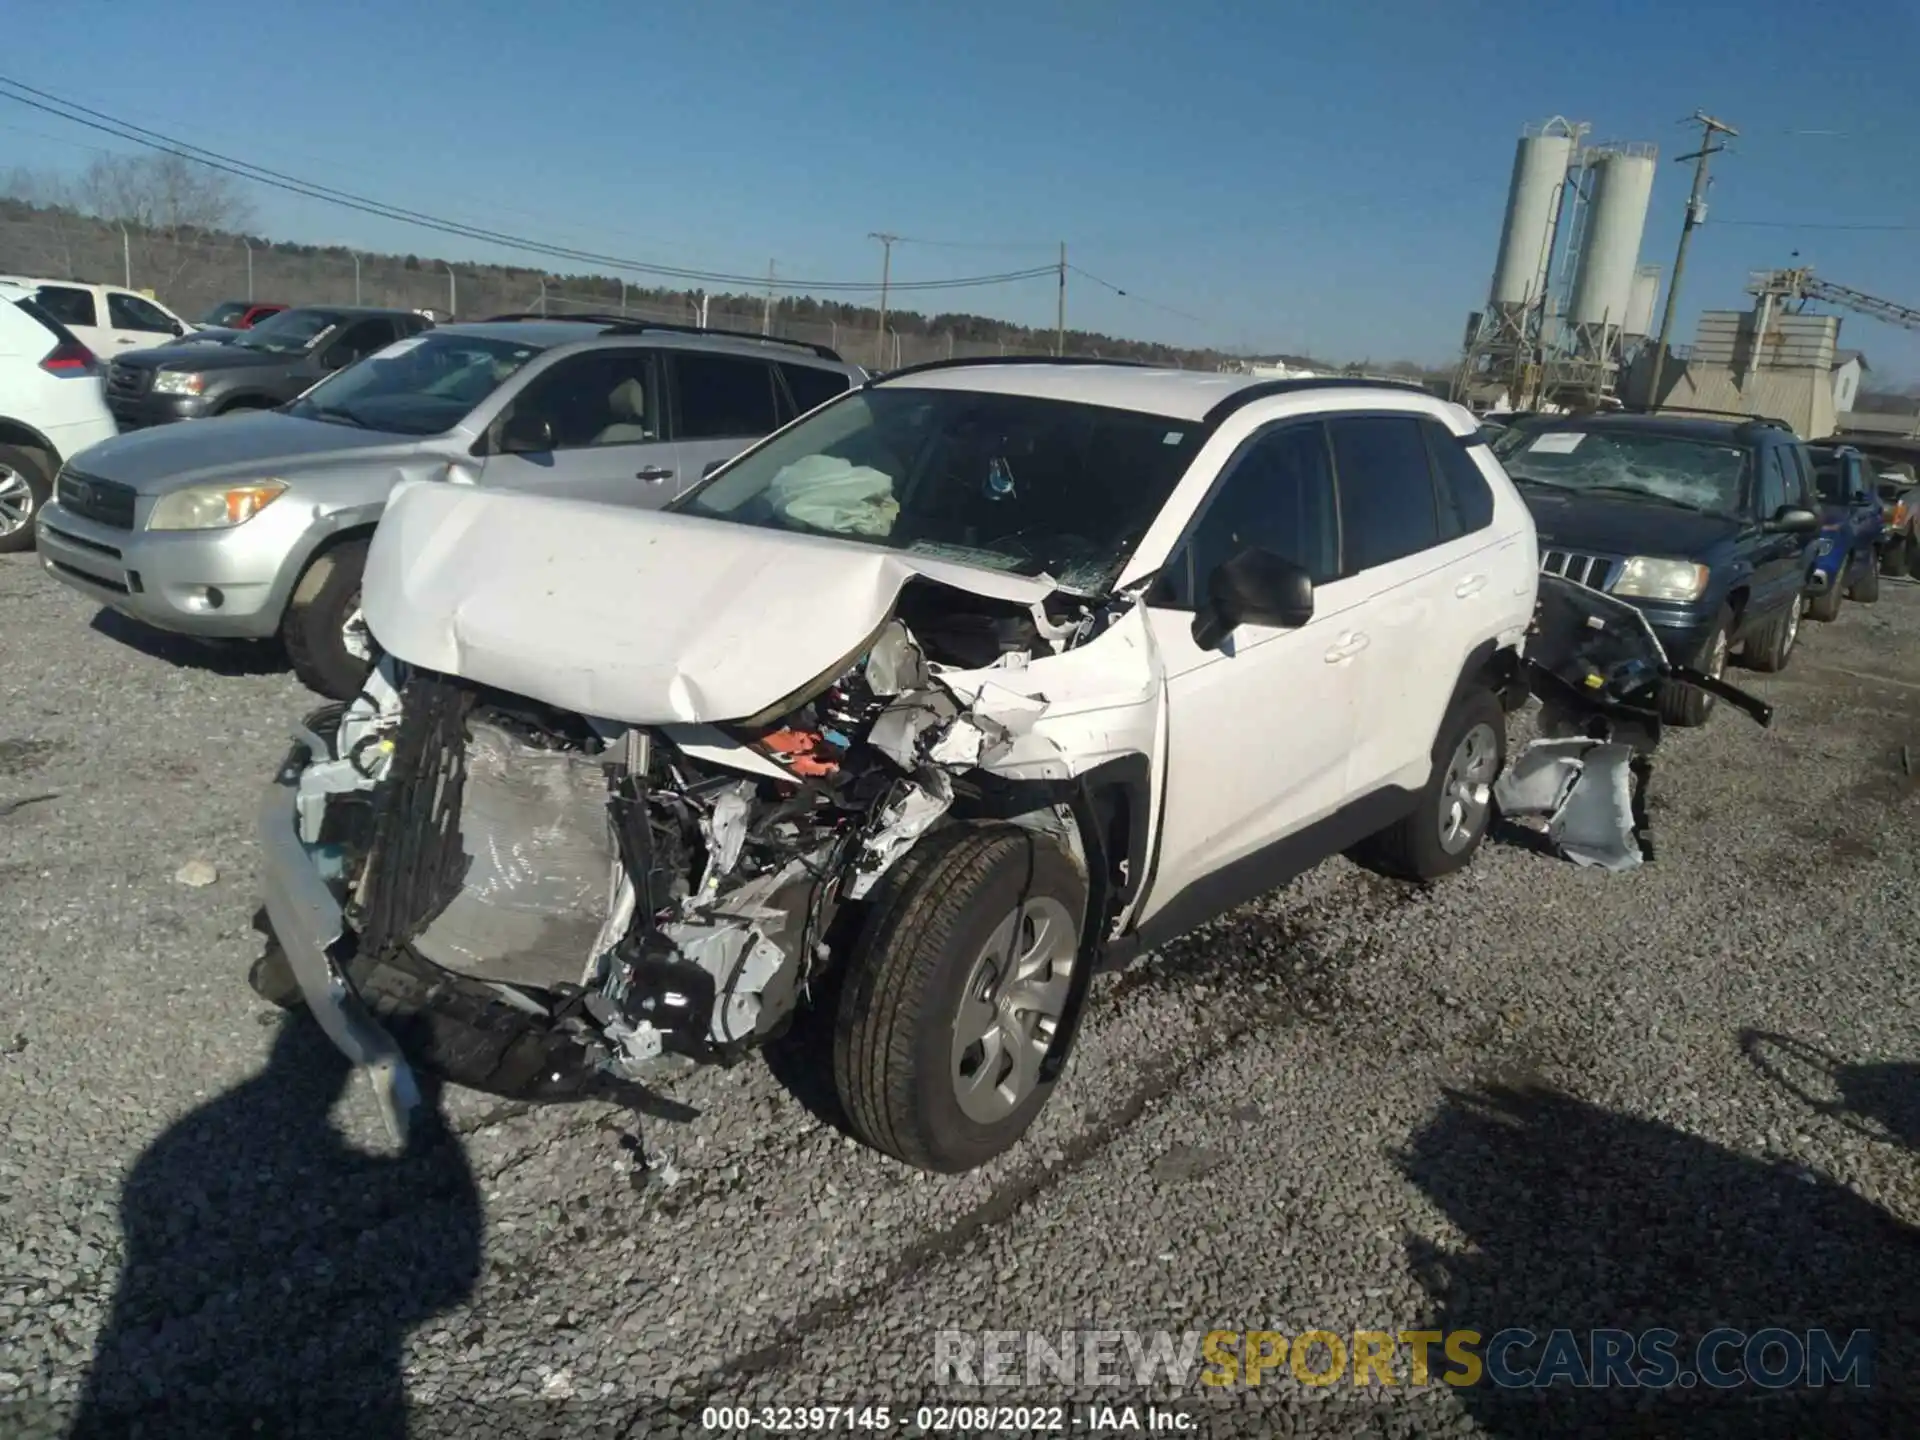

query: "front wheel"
xmin=1848 ymin=549 xmax=1880 ymax=604
xmin=282 ymin=537 xmax=375 ymax=701
xmin=833 ymin=824 xmax=1086 ymax=1173
xmin=1807 ymin=577 xmax=1844 ymax=623
xmin=1657 ymin=610 xmax=1731 ymax=726
xmin=1350 ymin=687 xmax=1506 ymax=882
xmin=0 ymin=444 xmax=52 ymax=556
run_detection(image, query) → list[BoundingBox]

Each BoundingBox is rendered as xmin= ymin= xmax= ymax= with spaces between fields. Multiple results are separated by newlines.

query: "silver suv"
xmin=35 ymin=316 xmax=865 ymax=697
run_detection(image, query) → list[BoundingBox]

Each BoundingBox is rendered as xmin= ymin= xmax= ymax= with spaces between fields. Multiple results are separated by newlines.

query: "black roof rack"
xmin=872 ymin=355 xmax=1157 ymax=385
xmin=476 ymin=314 xmax=844 ymax=362
xmin=1199 ymin=375 xmax=1438 ymax=426
xmin=1618 ymin=404 xmax=1795 ymax=431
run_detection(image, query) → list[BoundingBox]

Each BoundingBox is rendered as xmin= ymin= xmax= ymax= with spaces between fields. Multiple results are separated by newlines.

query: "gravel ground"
xmin=3 ymin=553 xmax=1918 ymax=1438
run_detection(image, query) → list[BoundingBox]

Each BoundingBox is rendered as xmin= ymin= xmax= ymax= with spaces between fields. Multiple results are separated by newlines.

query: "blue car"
xmin=1805 ymin=443 xmax=1883 ymax=622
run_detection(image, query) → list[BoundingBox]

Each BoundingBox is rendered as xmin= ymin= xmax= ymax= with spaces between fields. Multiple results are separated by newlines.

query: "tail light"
xmin=40 ymin=340 xmax=97 ymax=376
xmin=1894 ymin=499 xmax=1910 ymax=529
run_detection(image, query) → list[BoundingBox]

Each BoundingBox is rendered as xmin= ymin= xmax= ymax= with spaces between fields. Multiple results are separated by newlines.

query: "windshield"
xmin=284 ymin=331 xmax=545 ymax=436
xmin=1493 ymin=426 xmax=1747 ymax=517
xmin=670 ymin=387 xmax=1203 ymax=592
xmin=236 ymin=309 xmax=342 ymax=354
xmin=200 ymin=301 xmax=248 ymax=326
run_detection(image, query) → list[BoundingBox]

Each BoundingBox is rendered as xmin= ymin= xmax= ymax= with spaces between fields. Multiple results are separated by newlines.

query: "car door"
xmin=478 ymin=348 xmax=682 ymax=506
xmin=668 ymin=350 xmax=786 ymax=487
xmin=1748 ymin=444 xmax=1805 ymax=620
xmin=33 ymin=284 xmax=106 ymax=354
xmin=106 ymin=291 xmax=183 ymax=350
xmin=1136 ymin=418 xmax=1369 ymax=915
xmin=1325 ymin=414 xmax=1473 ymax=798
xmin=1847 ymin=454 xmax=1882 ymax=555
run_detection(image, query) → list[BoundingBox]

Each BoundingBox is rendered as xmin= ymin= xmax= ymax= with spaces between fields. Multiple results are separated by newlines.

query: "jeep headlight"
xmin=1610 ymin=556 xmax=1710 ymax=602
xmin=148 ymin=480 xmax=288 ymax=531
xmin=152 ymin=371 xmax=207 ymax=396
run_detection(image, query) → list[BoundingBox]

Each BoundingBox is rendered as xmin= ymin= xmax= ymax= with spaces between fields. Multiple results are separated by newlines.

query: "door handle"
xmin=1454 ymin=573 xmax=1488 ymax=598
xmin=635 ymin=467 xmax=675 ymax=483
xmin=1323 ymin=632 xmax=1370 ymax=664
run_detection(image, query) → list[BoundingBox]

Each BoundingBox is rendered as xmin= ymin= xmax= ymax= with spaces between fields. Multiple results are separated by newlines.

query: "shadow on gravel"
xmin=1400 ymin=1084 xmax=1920 ymax=1437
xmin=1742 ymin=1030 xmax=1920 ymax=1152
xmin=69 ymin=1011 xmax=481 ymax=1439
xmin=88 ymin=607 xmax=287 ymax=678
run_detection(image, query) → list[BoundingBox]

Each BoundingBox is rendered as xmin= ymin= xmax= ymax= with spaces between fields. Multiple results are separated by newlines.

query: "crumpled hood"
xmin=73 ymin=411 xmax=416 ymax=493
xmin=362 ymin=479 xmax=1061 ymax=726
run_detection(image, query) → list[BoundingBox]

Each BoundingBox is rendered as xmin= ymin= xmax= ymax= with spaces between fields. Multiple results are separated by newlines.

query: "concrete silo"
xmin=1568 ymin=145 xmax=1658 ymax=338
xmin=1625 ymin=264 xmax=1662 ymax=338
xmin=1488 ymin=121 xmax=1578 ymax=308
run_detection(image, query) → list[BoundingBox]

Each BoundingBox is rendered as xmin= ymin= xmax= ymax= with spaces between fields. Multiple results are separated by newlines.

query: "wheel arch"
xmin=0 ymin=417 xmax=61 ymax=474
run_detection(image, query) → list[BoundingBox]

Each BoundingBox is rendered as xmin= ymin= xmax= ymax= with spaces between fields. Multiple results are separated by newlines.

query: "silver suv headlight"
xmin=148 ymin=480 xmax=288 ymax=531
xmin=152 ymin=371 xmax=207 ymax=396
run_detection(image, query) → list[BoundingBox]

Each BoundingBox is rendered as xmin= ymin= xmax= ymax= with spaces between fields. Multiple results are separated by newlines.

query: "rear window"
xmin=780 ymin=361 xmax=852 ymax=416
xmin=12 ymin=297 xmax=83 ymax=351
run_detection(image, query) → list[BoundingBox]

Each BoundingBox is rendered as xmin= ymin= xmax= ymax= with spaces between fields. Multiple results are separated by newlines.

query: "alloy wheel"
xmin=0 ymin=466 xmax=35 ymax=537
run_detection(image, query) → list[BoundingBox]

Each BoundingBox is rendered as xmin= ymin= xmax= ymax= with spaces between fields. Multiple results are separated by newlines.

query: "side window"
xmin=326 ymin=319 xmax=398 ymax=364
xmin=1758 ymin=448 xmax=1791 ymax=519
xmin=673 ymin=353 xmax=781 ymax=439
xmin=35 ymin=285 xmax=96 ymax=327
xmin=1156 ymin=421 xmax=1338 ymax=610
xmin=1328 ymin=416 xmax=1442 ymax=573
xmin=500 ymin=350 xmax=659 ymax=450
xmin=778 ymin=361 xmax=852 ymax=418
xmin=1422 ymin=419 xmax=1496 ymax=539
xmin=108 ymin=293 xmax=176 ymax=333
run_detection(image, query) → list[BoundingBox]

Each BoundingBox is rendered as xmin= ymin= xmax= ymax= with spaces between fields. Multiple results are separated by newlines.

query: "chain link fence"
xmin=0 ymin=216 xmax=1098 ymax=372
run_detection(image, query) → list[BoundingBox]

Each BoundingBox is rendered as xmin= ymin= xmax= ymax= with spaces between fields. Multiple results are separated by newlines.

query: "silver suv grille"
xmin=1540 ymin=549 xmax=1620 ymax=591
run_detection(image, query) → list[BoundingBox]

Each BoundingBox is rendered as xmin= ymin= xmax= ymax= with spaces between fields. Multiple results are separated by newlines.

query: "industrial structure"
xmin=1622 ymin=265 xmax=1920 ymax=437
xmin=1454 ymin=120 xmax=1663 ymax=412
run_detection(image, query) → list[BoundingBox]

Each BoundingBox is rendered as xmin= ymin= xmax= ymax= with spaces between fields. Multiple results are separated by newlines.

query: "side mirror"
xmin=499 ymin=411 xmax=554 ymax=455
xmin=169 ymin=319 xmax=185 ymax=336
xmin=702 ymin=458 xmax=727 ymax=479
xmin=1191 ymin=545 xmax=1315 ymax=651
xmin=1766 ymin=505 xmax=1820 ymax=535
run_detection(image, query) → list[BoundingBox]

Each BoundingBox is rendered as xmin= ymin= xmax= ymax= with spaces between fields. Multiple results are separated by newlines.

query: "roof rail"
xmin=1199 ymin=374 xmax=1440 ymax=426
xmin=475 ymin=314 xmax=844 ymax=361
xmin=872 ymin=355 xmax=1158 ymax=385
xmin=1622 ymin=403 xmax=1794 ymax=430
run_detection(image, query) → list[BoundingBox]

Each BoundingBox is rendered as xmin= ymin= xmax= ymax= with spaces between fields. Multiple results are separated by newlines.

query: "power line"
xmin=0 ymin=76 xmax=1058 ymax=297
xmin=1712 ymin=219 xmax=1920 ymax=232
xmin=1066 ymin=263 xmax=1210 ymax=326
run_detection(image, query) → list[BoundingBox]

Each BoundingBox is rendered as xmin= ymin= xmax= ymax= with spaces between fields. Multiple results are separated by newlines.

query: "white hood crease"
xmin=362 ymin=480 xmax=1059 ymax=727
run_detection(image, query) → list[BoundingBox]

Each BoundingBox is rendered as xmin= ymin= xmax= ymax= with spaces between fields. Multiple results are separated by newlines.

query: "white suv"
xmin=0 ymin=281 xmax=115 ymax=553
xmin=257 ymin=360 xmax=1540 ymax=1172
xmin=0 ymin=276 xmax=196 ymax=356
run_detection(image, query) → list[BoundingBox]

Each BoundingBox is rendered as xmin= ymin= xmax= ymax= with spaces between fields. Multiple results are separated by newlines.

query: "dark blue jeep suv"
xmin=1492 ymin=413 xmax=1821 ymax=726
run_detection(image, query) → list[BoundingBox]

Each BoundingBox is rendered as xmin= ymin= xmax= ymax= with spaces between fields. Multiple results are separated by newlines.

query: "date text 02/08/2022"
xmin=699 ymin=1404 xmax=1196 ymax=1432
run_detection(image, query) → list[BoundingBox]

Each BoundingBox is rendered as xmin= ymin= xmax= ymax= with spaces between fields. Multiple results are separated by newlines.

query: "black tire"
xmin=833 ymin=823 xmax=1087 ymax=1174
xmin=282 ymin=537 xmax=374 ymax=701
xmin=1351 ymin=687 xmax=1505 ymax=882
xmin=1908 ymin=536 xmax=1920 ymax=581
xmin=1806 ymin=578 xmax=1844 ymax=623
xmin=0 ymin=443 xmax=52 ymax=556
xmin=1656 ymin=606 xmax=1731 ymax=727
xmin=1880 ymin=537 xmax=1906 ymax=580
xmin=1741 ymin=596 xmax=1800 ymax=674
xmin=248 ymin=945 xmax=305 ymax=1009
xmin=1848 ymin=548 xmax=1880 ymax=604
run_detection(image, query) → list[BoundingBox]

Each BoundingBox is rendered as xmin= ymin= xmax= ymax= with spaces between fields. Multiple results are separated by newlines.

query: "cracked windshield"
xmin=1494 ymin=425 xmax=1748 ymax=515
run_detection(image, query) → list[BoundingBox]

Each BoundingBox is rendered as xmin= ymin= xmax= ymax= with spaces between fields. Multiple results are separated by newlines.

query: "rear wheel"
xmin=833 ymin=824 xmax=1086 ymax=1173
xmin=1848 ymin=548 xmax=1880 ymax=604
xmin=1741 ymin=597 xmax=1800 ymax=673
xmin=1656 ymin=609 xmax=1730 ymax=726
xmin=1351 ymin=687 xmax=1505 ymax=881
xmin=282 ymin=537 xmax=375 ymax=701
xmin=0 ymin=444 xmax=52 ymax=556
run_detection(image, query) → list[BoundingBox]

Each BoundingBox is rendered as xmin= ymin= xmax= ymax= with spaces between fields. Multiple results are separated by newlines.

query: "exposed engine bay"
xmin=288 ymin=578 xmax=1098 ymax=1089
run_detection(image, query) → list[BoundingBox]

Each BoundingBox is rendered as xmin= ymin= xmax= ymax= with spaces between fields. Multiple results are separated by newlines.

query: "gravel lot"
xmin=3 ymin=552 xmax=1918 ymax=1437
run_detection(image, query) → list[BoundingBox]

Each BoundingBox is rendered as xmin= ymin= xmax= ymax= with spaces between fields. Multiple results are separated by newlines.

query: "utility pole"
xmin=1647 ymin=110 xmax=1737 ymax=406
xmin=763 ymin=260 xmax=776 ymax=335
xmin=1055 ymin=242 xmax=1067 ymax=356
xmin=869 ymin=232 xmax=900 ymax=369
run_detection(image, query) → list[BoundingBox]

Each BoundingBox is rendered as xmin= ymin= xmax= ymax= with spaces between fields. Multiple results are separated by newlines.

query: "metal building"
xmin=1567 ymin=146 xmax=1658 ymax=337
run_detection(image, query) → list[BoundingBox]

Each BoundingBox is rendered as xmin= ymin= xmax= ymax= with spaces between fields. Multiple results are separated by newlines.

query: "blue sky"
xmin=7 ymin=0 xmax=1919 ymax=375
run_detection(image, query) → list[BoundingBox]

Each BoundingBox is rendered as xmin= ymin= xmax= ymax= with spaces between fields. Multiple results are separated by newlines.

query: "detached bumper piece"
xmin=1507 ymin=576 xmax=1772 ymax=872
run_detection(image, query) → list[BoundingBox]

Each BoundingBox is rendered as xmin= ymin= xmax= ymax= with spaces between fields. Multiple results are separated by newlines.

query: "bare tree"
xmin=76 ymin=153 xmax=255 ymax=237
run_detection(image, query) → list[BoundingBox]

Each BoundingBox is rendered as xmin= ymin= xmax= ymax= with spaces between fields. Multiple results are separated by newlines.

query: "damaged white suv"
xmin=257 ymin=361 xmax=1539 ymax=1172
